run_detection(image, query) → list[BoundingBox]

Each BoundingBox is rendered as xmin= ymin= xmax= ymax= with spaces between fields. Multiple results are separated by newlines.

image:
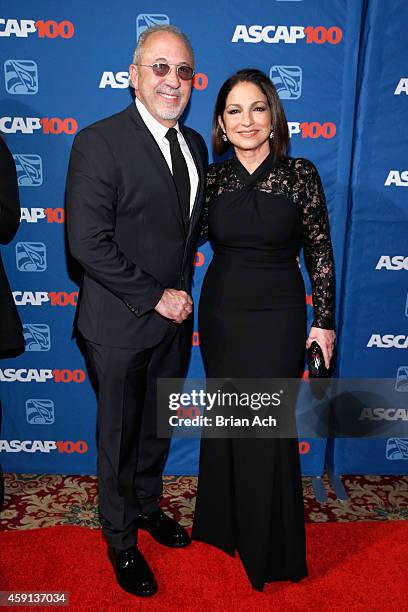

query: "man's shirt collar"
xmin=135 ymin=96 xmax=181 ymax=140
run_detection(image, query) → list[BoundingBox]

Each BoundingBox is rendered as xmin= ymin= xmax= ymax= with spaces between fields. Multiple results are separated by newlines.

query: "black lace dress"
xmin=191 ymin=152 xmax=335 ymax=590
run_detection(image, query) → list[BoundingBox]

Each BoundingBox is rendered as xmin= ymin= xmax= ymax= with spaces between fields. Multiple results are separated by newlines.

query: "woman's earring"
xmin=222 ymin=133 xmax=228 ymax=142
xmin=269 ymin=130 xmax=274 ymax=139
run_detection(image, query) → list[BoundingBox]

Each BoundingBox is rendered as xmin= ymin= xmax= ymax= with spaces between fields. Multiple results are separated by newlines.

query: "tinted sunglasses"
xmin=136 ymin=63 xmax=194 ymax=81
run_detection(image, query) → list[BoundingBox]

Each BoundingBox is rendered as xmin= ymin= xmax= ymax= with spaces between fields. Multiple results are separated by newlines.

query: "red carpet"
xmin=1 ymin=522 xmax=406 ymax=611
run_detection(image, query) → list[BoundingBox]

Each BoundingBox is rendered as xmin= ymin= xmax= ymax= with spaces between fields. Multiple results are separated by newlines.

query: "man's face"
xmin=130 ymin=32 xmax=194 ymax=127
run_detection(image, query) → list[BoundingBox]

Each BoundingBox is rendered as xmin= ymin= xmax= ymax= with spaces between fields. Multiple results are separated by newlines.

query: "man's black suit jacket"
xmin=66 ymin=103 xmax=207 ymax=349
xmin=0 ymin=137 xmax=24 ymax=356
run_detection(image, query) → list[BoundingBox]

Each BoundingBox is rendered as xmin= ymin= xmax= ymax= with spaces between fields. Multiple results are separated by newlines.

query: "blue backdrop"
xmin=0 ymin=0 xmax=407 ymax=476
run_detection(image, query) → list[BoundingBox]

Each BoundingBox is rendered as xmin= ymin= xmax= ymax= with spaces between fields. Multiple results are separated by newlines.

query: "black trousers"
xmin=85 ymin=324 xmax=190 ymax=550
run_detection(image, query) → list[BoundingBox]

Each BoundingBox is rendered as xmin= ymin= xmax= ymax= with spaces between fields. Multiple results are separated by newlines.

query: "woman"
xmin=192 ymin=69 xmax=335 ymax=590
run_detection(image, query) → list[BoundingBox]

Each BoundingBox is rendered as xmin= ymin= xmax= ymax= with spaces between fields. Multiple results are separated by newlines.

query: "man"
xmin=66 ymin=25 xmax=207 ymax=597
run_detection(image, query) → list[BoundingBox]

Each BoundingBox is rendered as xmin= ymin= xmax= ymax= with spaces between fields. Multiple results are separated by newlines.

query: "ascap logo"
xmin=367 ymin=335 xmax=408 ymax=349
xmin=0 ymin=440 xmax=88 ymax=453
xmin=288 ymin=122 xmax=336 ymax=138
xmin=395 ymin=366 xmax=408 ymax=392
xmin=23 ymin=323 xmax=51 ymax=351
xmin=0 ymin=19 xmax=74 ymax=39
xmin=26 ymin=399 xmax=55 ymax=424
xmin=14 ymin=155 xmax=43 ymax=186
xmin=394 ymin=78 xmax=408 ymax=95
xmin=20 ymin=208 xmax=65 ymax=223
xmin=4 ymin=59 xmax=38 ymax=94
xmin=136 ymin=14 xmax=169 ymax=40
xmin=270 ymin=66 xmax=302 ymax=99
xmin=13 ymin=291 xmax=78 ymax=306
xmin=16 ymin=242 xmax=47 ymax=272
xmin=375 ymin=256 xmax=408 ymax=271
xmin=359 ymin=408 xmax=408 ymax=421
xmin=232 ymin=25 xmax=342 ymax=45
xmin=99 ymin=71 xmax=208 ymax=91
xmin=0 ymin=116 xmax=77 ymax=134
xmin=386 ymin=438 xmax=408 ymax=460
xmin=384 ymin=170 xmax=408 ymax=187
xmin=0 ymin=369 xmax=86 ymax=383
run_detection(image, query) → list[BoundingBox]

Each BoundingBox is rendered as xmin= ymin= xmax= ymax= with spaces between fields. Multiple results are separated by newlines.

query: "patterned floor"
xmin=1 ymin=473 xmax=408 ymax=531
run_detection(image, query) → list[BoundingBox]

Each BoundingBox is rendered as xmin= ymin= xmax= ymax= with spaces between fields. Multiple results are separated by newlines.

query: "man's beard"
xmin=155 ymin=86 xmax=185 ymax=120
xmin=157 ymin=105 xmax=183 ymax=120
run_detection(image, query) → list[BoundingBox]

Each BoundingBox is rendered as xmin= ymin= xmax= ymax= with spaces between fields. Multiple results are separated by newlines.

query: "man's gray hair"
xmin=132 ymin=25 xmax=194 ymax=66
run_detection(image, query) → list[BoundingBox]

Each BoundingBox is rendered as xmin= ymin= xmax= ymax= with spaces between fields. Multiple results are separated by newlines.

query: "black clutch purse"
xmin=307 ymin=341 xmax=329 ymax=378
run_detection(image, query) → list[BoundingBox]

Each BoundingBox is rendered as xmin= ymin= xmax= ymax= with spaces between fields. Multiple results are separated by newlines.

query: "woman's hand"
xmin=306 ymin=327 xmax=336 ymax=370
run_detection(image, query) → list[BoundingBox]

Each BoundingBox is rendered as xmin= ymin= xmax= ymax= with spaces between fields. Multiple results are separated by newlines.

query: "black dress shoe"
xmin=108 ymin=546 xmax=157 ymax=597
xmin=136 ymin=510 xmax=191 ymax=547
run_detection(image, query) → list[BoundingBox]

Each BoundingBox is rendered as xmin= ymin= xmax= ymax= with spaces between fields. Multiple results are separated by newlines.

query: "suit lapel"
xmin=126 ymin=104 xmax=185 ymax=235
xmin=181 ymin=127 xmax=205 ymax=240
xmin=126 ymin=104 xmax=204 ymax=240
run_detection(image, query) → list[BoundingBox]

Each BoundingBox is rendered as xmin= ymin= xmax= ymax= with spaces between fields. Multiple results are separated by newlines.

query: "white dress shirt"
xmin=135 ymin=97 xmax=199 ymax=217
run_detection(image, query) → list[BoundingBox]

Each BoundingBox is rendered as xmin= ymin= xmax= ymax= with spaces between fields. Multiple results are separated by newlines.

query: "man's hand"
xmin=154 ymin=289 xmax=193 ymax=324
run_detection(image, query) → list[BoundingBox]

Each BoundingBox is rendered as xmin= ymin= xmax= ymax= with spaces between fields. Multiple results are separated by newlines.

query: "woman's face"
xmin=219 ymin=81 xmax=272 ymax=155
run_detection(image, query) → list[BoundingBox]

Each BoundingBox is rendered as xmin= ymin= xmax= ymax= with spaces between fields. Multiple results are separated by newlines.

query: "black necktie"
xmin=165 ymin=127 xmax=190 ymax=231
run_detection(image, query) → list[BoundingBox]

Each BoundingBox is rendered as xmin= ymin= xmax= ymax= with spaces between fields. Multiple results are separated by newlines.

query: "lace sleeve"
xmin=300 ymin=160 xmax=335 ymax=329
xmin=199 ymin=164 xmax=218 ymax=241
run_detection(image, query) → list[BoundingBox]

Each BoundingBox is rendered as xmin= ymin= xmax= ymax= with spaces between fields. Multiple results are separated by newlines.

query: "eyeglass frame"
xmin=134 ymin=62 xmax=195 ymax=81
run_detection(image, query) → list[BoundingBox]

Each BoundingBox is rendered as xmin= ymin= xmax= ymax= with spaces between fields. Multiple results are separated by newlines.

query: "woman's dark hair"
xmin=212 ymin=68 xmax=289 ymax=159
